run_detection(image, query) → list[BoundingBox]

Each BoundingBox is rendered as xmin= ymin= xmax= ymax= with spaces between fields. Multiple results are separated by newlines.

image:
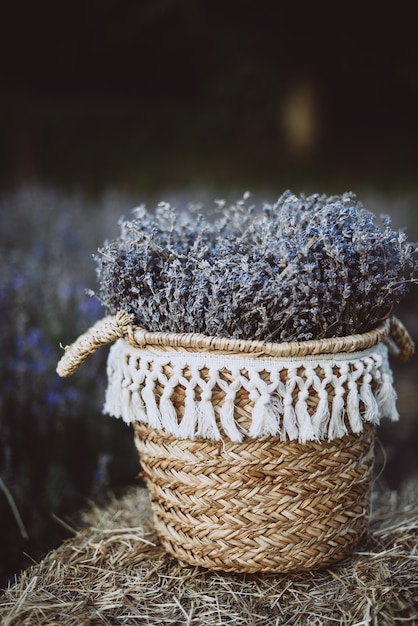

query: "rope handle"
xmin=385 ymin=316 xmax=415 ymax=362
xmin=56 ymin=311 xmax=134 ymax=377
xmin=56 ymin=312 xmax=415 ymax=378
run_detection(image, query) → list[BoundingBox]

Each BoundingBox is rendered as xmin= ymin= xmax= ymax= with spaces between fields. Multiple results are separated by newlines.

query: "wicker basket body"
xmin=134 ymin=422 xmax=376 ymax=573
xmin=56 ymin=313 xmax=414 ymax=573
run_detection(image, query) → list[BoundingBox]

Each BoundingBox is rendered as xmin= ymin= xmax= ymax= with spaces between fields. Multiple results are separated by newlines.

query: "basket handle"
xmin=56 ymin=311 xmax=134 ymax=377
xmin=56 ymin=312 xmax=415 ymax=378
xmin=386 ymin=316 xmax=415 ymax=363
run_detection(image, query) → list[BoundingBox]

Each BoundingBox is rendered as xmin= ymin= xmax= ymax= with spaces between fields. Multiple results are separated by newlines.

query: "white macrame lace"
xmin=104 ymin=338 xmax=398 ymax=443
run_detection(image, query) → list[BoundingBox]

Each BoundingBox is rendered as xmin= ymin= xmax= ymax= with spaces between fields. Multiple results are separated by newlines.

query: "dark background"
xmin=2 ymin=2 xmax=418 ymax=192
xmin=1 ymin=1 xmax=418 ymax=588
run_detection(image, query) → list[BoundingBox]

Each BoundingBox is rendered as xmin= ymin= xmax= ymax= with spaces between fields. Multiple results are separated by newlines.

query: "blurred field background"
xmin=1 ymin=2 xmax=418 ymax=588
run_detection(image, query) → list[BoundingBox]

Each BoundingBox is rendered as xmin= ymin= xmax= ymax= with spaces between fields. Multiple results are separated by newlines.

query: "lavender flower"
xmin=94 ymin=191 xmax=417 ymax=342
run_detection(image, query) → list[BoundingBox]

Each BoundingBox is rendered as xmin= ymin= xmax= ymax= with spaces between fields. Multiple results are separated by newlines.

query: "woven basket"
xmin=57 ymin=313 xmax=414 ymax=573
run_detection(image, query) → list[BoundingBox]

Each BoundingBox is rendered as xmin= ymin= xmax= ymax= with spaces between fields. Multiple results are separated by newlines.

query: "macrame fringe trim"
xmin=104 ymin=339 xmax=398 ymax=443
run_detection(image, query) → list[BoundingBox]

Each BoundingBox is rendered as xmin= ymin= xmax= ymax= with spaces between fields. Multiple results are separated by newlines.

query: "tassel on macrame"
xmin=248 ymin=394 xmax=280 ymax=438
xmin=247 ymin=369 xmax=281 ymax=438
xmin=328 ymin=387 xmax=348 ymax=440
xmin=159 ymin=391 xmax=180 ymax=436
xmin=218 ymin=393 xmax=243 ymax=442
xmin=346 ymin=380 xmax=362 ymax=433
xmin=104 ymin=339 xmax=399 ymax=443
xmin=217 ymin=372 xmax=244 ymax=442
xmin=196 ymin=399 xmax=220 ymax=439
xmin=178 ymin=392 xmax=198 ymax=440
xmin=141 ymin=379 xmax=163 ymax=430
xmin=295 ymin=376 xmax=317 ymax=442
xmin=360 ymin=371 xmax=380 ymax=425
xmin=281 ymin=394 xmax=299 ymax=441
xmin=375 ymin=369 xmax=399 ymax=421
xmin=311 ymin=388 xmax=331 ymax=440
xmin=195 ymin=367 xmax=221 ymax=439
xmin=157 ymin=366 xmax=183 ymax=435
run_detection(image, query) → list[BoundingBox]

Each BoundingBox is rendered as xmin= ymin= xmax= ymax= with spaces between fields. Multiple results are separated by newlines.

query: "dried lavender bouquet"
xmin=94 ymin=191 xmax=417 ymax=343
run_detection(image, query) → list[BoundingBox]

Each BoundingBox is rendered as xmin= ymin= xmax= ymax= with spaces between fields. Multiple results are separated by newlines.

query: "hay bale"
xmin=1 ymin=478 xmax=417 ymax=626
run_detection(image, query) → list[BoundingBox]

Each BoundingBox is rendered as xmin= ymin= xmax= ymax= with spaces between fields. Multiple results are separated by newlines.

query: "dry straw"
xmin=1 ymin=477 xmax=417 ymax=625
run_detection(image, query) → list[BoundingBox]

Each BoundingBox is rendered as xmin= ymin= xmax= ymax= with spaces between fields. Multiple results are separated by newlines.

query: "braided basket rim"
xmin=57 ymin=313 xmax=414 ymax=380
xmin=126 ymin=315 xmax=393 ymax=357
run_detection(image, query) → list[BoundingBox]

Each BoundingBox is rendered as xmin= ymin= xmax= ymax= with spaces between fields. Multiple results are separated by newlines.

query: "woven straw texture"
xmin=134 ymin=422 xmax=376 ymax=573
